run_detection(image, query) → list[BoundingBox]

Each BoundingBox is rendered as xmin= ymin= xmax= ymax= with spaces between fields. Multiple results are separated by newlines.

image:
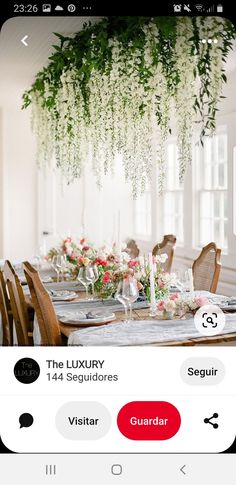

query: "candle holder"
xmin=148 ymin=252 xmax=157 ymax=317
xmin=149 ymin=301 xmax=157 ymax=317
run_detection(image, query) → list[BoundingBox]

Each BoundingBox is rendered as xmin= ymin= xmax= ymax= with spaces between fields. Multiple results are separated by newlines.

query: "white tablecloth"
xmin=1 ymin=285 xmax=235 ymax=346
xmin=67 ymin=314 xmax=236 ymax=346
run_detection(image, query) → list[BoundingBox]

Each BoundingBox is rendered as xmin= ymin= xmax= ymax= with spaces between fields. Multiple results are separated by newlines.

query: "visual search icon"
xmin=19 ymin=413 xmax=34 ymax=429
xmin=194 ymin=305 xmax=225 ymax=336
xmin=204 ymin=413 xmax=219 ymax=429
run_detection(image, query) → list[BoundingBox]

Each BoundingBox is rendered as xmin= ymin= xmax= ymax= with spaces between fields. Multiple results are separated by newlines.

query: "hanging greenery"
xmin=22 ymin=16 xmax=235 ymax=197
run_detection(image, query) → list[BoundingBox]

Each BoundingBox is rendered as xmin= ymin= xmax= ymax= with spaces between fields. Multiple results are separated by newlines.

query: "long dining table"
xmin=22 ymin=274 xmax=236 ymax=346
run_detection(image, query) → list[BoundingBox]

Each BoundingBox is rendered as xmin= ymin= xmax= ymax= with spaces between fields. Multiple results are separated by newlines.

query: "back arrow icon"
xmin=21 ymin=35 xmax=28 ymax=47
xmin=180 ymin=465 xmax=186 ymax=475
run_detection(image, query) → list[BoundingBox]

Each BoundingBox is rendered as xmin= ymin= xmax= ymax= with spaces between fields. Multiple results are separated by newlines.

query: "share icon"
xmin=204 ymin=413 xmax=219 ymax=429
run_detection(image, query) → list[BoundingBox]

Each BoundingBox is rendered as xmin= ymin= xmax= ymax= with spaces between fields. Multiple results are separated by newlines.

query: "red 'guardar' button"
xmin=117 ymin=401 xmax=181 ymax=440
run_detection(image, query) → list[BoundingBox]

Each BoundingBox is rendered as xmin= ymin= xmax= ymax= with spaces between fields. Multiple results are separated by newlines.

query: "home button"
xmin=111 ymin=464 xmax=122 ymax=476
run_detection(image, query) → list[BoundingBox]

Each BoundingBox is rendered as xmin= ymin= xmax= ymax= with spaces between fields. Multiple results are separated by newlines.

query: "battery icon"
xmin=217 ymin=4 xmax=223 ymax=12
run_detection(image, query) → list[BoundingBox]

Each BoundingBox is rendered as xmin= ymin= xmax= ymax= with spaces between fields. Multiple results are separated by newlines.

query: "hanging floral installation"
xmin=23 ymin=16 xmax=235 ymax=197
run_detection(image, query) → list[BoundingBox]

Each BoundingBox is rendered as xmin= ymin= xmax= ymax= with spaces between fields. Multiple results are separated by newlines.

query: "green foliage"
xmin=22 ymin=16 xmax=236 ymax=194
xmin=23 ymin=16 xmax=235 ymax=124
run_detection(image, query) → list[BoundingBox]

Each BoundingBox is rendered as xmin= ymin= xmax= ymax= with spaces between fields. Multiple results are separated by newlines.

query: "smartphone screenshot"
xmin=0 ymin=1 xmax=236 ymax=483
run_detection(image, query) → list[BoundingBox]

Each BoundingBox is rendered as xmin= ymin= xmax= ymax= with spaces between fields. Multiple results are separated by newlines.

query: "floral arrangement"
xmin=47 ymin=237 xmax=142 ymax=297
xmin=139 ymin=253 xmax=175 ymax=301
xmin=47 ymin=237 xmax=172 ymax=299
xmin=22 ymin=17 xmax=235 ymax=197
xmin=95 ymin=256 xmax=143 ymax=299
xmin=157 ymin=293 xmax=209 ymax=319
xmin=47 ymin=237 xmax=97 ymax=268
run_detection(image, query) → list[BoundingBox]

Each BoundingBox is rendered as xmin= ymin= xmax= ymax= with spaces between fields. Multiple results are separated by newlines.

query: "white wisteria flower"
xmin=25 ymin=17 xmax=235 ymax=196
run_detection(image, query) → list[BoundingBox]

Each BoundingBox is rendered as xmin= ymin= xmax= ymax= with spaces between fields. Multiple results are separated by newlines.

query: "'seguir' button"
xmin=180 ymin=358 xmax=225 ymax=385
xmin=117 ymin=401 xmax=181 ymax=440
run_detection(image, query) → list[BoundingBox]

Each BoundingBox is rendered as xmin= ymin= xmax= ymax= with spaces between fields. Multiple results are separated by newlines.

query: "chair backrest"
xmin=3 ymin=261 xmax=29 ymax=346
xmin=192 ymin=242 xmax=222 ymax=293
xmin=23 ymin=261 xmax=62 ymax=346
xmin=124 ymin=239 xmax=140 ymax=259
xmin=152 ymin=235 xmax=176 ymax=272
xmin=0 ymin=270 xmax=12 ymax=346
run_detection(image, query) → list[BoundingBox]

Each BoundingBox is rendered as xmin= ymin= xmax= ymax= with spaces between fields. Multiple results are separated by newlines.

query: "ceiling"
xmin=0 ymin=16 xmax=235 ymax=103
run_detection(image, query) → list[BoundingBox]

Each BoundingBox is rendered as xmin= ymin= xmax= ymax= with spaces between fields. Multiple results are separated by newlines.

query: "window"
xmin=194 ymin=129 xmax=228 ymax=252
xmin=162 ymin=143 xmax=184 ymax=245
xmin=134 ymin=191 xmax=151 ymax=238
xmin=133 ymin=128 xmax=229 ymax=256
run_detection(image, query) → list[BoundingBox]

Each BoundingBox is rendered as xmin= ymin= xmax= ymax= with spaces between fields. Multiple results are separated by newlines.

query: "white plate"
xmin=42 ymin=276 xmax=54 ymax=283
xmin=58 ymin=310 xmax=116 ymax=325
xmin=49 ymin=290 xmax=78 ymax=301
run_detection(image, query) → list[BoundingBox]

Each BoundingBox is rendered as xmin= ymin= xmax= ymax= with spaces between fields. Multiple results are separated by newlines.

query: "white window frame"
xmin=133 ymin=113 xmax=236 ymax=272
xmin=193 ymin=126 xmax=228 ymax=254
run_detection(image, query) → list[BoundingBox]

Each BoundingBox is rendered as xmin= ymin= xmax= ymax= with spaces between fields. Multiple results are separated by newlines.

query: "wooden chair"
xmin=124 ymin=239 xmax=140 ymax=259
xmin=152 ymin=235 xmax=176 ymax=272
xmin=192 ymin=242 xmax=221 ymax=293
xmin=0 ymin=271 xmax=12 ymax=346
xmin=3 ymin=261 xmax=30 ymax=346
xmin=23 ymin=261 xmax=62 ymax=346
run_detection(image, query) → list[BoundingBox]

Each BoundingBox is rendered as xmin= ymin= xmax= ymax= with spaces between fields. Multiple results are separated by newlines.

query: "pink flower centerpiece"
xmin=47 ymin=239 xmax=177 ymax=301
xmin=157 ymin=293 xmax=209 ymax=320
xmin=139 ymin=253 xmax=176 ymax=302
xmin=47 ymin=238 xmax=142 ymax=298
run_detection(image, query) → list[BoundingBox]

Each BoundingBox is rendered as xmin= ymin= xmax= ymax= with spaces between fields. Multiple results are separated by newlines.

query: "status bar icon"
xmin=217 ymin=4 xmax=223 ymax=12
xmin=184 ymin=4 xmax=191 ymax=12
xmin=42 ymin=4 xmax=51 ymax=12
xmin=68 ymin=4 xmax=76 ymax=12
xmin=173 ymin=4 xmax=182 ymax=12
xmin=195 ymin=4 xmax=204 ymax=11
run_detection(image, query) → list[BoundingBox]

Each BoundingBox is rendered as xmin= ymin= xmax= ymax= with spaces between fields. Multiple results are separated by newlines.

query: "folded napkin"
xmin=58 ymin=309 xmax=114 ymax=325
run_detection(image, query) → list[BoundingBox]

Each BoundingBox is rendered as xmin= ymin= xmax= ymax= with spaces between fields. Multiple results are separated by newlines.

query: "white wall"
xmin=1 ymin=92 xmax=37 ymax=260
xmin=0 ymin=108 xmax=3 ymax=258
xmin=37 ymin=154 xmax=133 ymax=253
xmin=0 ymin=90 xmax=134 ymax=260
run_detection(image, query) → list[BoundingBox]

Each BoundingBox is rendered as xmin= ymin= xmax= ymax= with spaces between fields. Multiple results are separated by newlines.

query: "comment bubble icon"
xmin=19 ymin=413 xmax=34 ymax=429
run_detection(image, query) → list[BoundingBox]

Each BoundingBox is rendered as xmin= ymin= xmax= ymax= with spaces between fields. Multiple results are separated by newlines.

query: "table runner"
xmin=67 ymin=314 xmax=236 ymax=346
xmin=23 ymin=280 xmax=84 ymax=296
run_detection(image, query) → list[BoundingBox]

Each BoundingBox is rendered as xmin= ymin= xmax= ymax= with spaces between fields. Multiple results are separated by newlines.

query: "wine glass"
xmin=60 ymin=254 xmax=68 ymax=281
xmin=33 ymin=244 xmax=46 ymax=270
xmin=175 ymin=270 xmax=186 ymax=294
xmin=51 ymin=255 xmax=61 ymax=282
xmin=33 ymin=252 xmax=41 ymax=271
xmin=90 ymin=265 xmax=99 ymax=299
xmin=175 ymin=269 xmax=194 ymax=298
xmin=77 ymin=265 xmax=94 ymax=300
xmin=116 ymin=276 xmax=139 ymax=323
